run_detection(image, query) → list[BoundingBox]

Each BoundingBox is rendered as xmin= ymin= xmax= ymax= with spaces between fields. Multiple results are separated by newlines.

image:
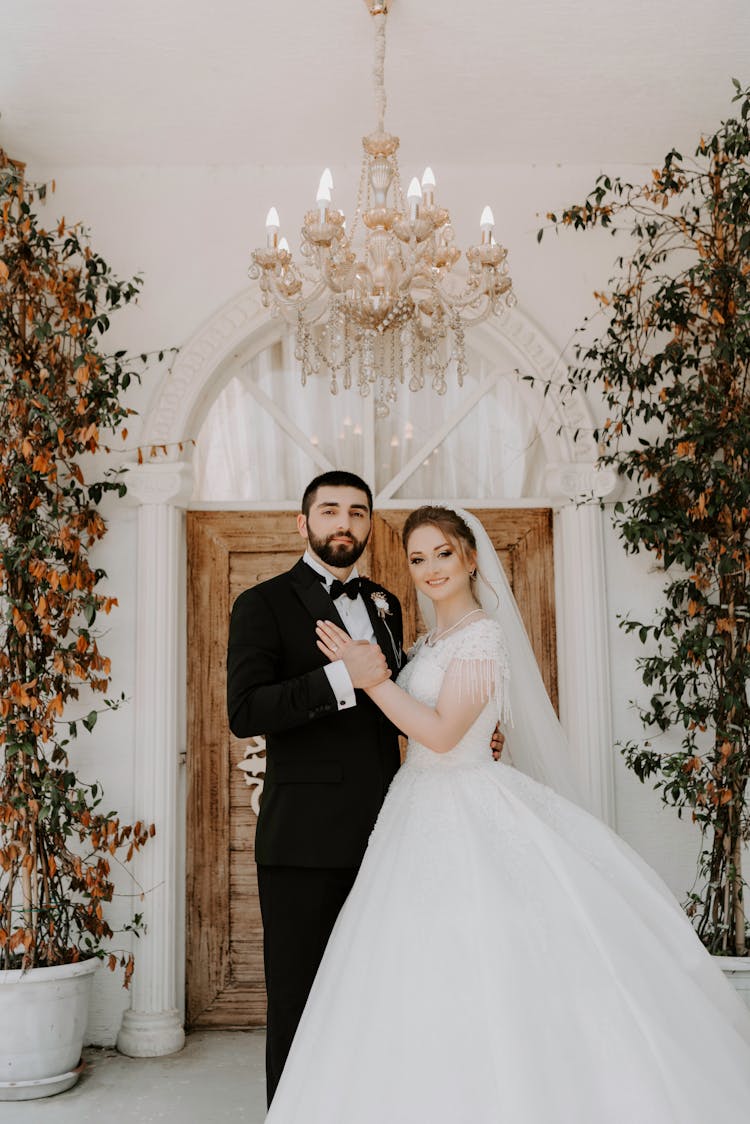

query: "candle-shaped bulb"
xmin=480 ymin=205 xmax=495 ymax=245
xmin=278 ymin=237 xmax=290 ymax=254
xmin=265 ymin=207 xmax=280 ymax=248
xmin=316 ymin=182 xmax=331 ymax=223
xmin=421 ymin=166 xmax=436 ymax=206
xmin=407 ymin=176 xmax=422 ymax=220
xmin=318 ymin=167 xmax=334 ymax=195
xmin=407 ymin=177 xmax=423 ymax=202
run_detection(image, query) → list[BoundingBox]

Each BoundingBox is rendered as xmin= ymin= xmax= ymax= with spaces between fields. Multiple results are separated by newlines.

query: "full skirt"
xmin=266 ymin=759 xmax=750 ymax=1122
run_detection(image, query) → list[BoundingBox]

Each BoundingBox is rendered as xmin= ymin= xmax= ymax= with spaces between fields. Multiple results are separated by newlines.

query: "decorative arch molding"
xmin=139 ymin=287 xmax=599 ymax=474
xmin=117 ymin=290 xmax=617 ymax=1059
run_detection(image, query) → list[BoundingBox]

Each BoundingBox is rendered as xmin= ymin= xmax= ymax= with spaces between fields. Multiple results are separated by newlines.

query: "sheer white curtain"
xmin=193 ymin=332 xmax=546 ymax=503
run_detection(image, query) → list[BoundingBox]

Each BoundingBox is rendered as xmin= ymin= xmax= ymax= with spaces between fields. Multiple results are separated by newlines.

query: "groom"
xmin=227 ymin=470 xmax=403 ymax=1104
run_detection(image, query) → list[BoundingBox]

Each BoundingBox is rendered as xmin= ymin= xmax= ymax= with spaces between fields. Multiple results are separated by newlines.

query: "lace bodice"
xmin=396 ymin=617 xmax=510 ymax=771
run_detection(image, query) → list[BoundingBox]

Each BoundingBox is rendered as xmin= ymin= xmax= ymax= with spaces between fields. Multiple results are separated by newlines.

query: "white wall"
xmin=25 ymin=159 xmax=703 ymax=1042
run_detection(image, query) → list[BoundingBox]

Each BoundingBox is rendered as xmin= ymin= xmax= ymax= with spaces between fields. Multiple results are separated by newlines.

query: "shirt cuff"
xmin=324 ymin=660 xmax=357 ymax=711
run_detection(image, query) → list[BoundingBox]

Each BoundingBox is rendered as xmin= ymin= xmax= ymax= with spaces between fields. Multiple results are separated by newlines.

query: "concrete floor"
xmin=1 ymin=1030 xmax=267 ymax=1123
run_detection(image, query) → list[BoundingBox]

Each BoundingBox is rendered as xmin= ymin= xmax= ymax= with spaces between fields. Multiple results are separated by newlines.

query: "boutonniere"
xmin=371 ymin=591 xmax=391 ymax=619
xmin=370 ymin=590 xmax=401 ymax=668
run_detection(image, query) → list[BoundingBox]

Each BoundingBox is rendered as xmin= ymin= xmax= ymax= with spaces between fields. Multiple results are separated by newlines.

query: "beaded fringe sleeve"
xmin=438 ymin=618 xmax=512 ymax=726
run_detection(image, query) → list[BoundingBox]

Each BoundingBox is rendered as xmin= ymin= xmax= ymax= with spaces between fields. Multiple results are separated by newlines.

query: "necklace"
xmin=425 ymin=607 xmax=483 ymax=647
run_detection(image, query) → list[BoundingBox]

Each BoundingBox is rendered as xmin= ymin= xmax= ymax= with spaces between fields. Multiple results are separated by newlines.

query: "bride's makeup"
xmin=406 ymin=525 xmax=474 ymax=606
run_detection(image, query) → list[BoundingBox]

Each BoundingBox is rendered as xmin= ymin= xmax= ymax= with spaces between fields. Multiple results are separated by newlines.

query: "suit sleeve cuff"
xmin=324 ymin=661 xmax=357 ymax=711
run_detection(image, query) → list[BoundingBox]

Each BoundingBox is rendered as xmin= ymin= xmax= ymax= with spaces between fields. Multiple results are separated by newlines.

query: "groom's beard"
xmin=307 ymin=528 xmax=369 ymax=569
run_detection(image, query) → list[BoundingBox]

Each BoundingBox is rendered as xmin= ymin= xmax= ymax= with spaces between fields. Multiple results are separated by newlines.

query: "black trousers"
xmin=257 ymin=863 xmax=360 ymax=1107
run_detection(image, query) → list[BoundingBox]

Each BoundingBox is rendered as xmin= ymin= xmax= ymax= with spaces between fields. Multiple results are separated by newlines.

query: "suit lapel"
xmin=289 ymin=561 xmax=402 ymax=674
xmin=361 ymin=581 xmax=402 ymax=675
xmin=289 ymin=558 xmax=348 ymax=633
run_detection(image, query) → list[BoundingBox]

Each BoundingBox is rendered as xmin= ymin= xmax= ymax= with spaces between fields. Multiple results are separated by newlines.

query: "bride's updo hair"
xmin=402 ymin=506 xmax=480 ymax=594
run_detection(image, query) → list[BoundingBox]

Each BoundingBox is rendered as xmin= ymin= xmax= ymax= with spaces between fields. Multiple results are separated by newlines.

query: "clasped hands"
xmin=316 ymin=619 xmax=505 ymax=761
xmin=317 ymin=618 xmax=389 ymax=690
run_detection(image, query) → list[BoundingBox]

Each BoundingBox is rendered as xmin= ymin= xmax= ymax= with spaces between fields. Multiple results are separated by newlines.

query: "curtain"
xmin=192 ymin=332 xmax=546 ymax=503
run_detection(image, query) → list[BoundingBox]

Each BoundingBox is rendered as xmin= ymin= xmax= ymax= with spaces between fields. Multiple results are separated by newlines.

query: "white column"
xmin=117 ymin=462 xmax=192 ymax=1058
xmin=547 ymin=463 xmax=619 ymax=827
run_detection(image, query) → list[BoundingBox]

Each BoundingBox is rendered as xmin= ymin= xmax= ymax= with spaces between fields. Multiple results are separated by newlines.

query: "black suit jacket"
xmin=227 ymin=558 xmax=404 ymax=868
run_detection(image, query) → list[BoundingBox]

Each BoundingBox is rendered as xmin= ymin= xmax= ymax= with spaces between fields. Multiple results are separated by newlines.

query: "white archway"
xmin=117 ymin=289 xmax=618 ymax=1058
xmin=139 ymin=288 xmax=600 ymax=470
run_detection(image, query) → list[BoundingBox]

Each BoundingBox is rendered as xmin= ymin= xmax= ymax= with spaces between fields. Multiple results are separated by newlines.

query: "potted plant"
xmin=537 ymin=81 xmax=750 ymax=976
xmin=0 ymin=151 xmax=152 ymax=1099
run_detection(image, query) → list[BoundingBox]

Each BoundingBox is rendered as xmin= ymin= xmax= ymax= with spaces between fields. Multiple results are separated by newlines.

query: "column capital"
xmin=123 ymin=462 xmax=193 ymax=508
xmin=545 ymin=461 xmax=620 ymax=502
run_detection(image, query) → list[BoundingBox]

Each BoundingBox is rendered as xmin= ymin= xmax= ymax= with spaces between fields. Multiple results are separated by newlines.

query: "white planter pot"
xmin=0 ymin=957 xmax=98 ymax=1101
xmin=715 ymin=954 xmax=750 ymax=1013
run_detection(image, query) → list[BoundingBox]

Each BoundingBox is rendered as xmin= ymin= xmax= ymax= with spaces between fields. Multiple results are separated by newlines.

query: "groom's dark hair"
xmin=301 ymin=471 xmax=373 ymax=518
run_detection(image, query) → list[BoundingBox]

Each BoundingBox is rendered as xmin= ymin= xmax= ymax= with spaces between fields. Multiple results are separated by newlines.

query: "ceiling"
xmin=2 ymin=0 xmax=749 ymax=169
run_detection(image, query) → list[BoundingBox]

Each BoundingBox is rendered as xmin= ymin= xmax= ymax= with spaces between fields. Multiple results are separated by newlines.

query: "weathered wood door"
xmin=186 ymin=508 xmax=556 ymax=1028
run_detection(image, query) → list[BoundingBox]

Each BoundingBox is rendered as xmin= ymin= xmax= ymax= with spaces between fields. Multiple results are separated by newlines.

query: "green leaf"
xmin=82 ymin=711 xmax=98 ymax=733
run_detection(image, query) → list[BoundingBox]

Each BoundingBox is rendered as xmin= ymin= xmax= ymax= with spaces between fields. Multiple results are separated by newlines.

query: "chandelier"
xmin=249 ymin=0 xmax=514 ymax=418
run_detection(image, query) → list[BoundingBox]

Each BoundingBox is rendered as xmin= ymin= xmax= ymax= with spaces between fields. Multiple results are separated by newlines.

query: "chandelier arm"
xmin=320 ymin=258 xmax=355 ymax=295
xmin=392 ymin=235 xmax=443 ymax=293
xmin=266 ymin=278 xmax=331 ymax=317
xmin=449 ymin=302 xmax=497 ymax=329
xmin=394 ymin=256 xmax=421 ymax=293
xmin=428 ymin=283 xmax=505 ymax=318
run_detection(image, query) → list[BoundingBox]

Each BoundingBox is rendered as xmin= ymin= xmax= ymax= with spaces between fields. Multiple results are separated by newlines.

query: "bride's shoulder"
xmin=444 ymin=615 xmax=506 ymax=657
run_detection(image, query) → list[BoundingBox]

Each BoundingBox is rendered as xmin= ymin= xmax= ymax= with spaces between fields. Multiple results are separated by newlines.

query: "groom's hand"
xmin=342 ymin=641 xmax=391 ymax=689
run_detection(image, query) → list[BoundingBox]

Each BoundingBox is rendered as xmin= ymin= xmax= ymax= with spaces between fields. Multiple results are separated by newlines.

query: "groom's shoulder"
xmin=234 ymin=561 xmax=301 ymax=608
xmin=255 ymin=561 xmax=301 ymax=593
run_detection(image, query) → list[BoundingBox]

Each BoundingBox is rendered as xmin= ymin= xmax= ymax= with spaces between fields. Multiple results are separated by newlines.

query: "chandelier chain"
xmin=373 ymin=14 xmax=388 ymax=134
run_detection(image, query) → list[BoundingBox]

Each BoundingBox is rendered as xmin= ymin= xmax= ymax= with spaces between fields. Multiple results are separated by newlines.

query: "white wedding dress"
xmin=266 ymin=618 xmax=750 ymax=1123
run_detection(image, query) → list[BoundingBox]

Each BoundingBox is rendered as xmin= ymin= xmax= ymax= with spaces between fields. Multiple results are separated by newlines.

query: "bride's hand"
xmin=316 ymin=619 xmax=355 ymax=661
xmin=316 ymin=620 xmax=391 ymax=689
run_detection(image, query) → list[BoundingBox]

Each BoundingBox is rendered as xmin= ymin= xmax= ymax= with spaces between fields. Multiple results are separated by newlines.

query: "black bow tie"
xmin=322 ymin=575 xmax=362 ymax=601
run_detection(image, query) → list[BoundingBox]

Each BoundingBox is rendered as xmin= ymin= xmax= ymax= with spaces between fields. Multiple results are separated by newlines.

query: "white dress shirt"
xmin=303 ymin=550 xmax=377 ymax=711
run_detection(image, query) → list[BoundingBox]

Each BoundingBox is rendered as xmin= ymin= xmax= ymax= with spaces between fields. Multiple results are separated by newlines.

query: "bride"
xmin=265 ymin=505 xmax=750 ymax=1122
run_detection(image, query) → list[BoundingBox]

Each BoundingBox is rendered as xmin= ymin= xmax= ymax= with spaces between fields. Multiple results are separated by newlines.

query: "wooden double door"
xmin=185 ymin=508 xmax=557 ymax=1028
